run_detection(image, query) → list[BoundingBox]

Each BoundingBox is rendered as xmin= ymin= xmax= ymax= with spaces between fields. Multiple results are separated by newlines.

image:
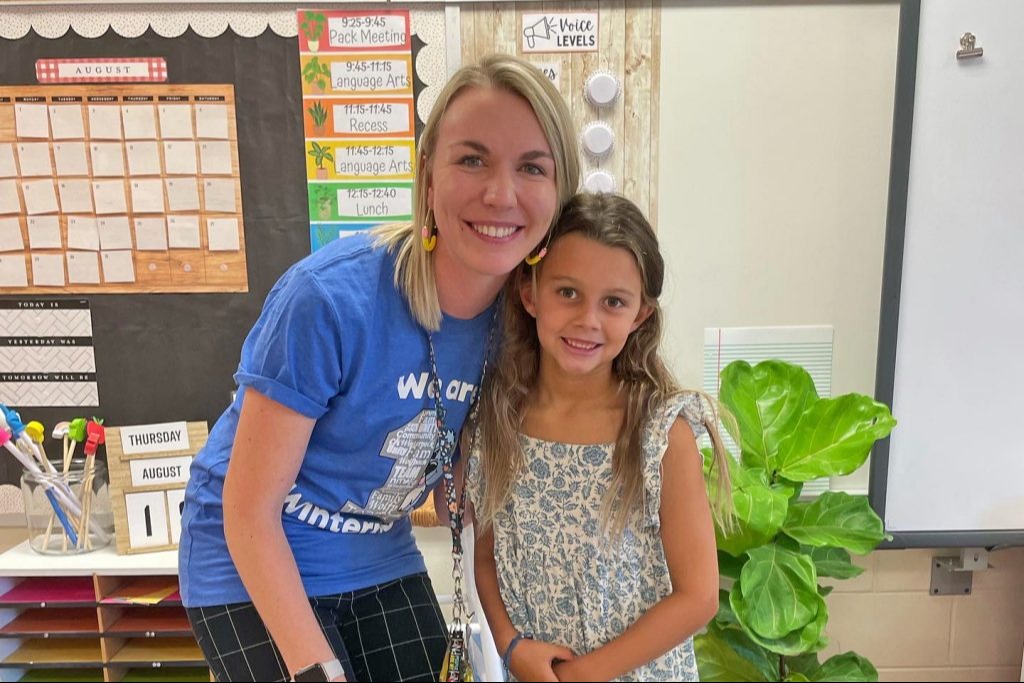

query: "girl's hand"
xmin=509 ymin=639 xmax=575 ymax=682
xmin=552 ymin=657 xmax=592 ymax=682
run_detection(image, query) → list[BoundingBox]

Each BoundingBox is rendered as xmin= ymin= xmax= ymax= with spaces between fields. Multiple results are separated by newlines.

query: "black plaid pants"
xmin=186 ymin=572 xmax=449 ymax=682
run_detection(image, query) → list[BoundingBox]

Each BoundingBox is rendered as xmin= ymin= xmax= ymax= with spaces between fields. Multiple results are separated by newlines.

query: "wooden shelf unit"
xmin=0 ymin=542 xmax=210 ymax=682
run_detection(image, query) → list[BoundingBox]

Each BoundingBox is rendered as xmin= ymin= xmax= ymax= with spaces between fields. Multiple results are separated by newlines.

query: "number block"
xmin=106 ymin=421 xmax=208 ymax=555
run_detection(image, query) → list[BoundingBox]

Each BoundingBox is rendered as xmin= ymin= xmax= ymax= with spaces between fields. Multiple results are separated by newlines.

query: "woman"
xmin=178 ymin=53 xmax=580 ymax=683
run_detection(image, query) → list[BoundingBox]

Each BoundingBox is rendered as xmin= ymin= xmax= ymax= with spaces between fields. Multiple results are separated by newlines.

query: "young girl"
xmin=468 ymin=192 xmax=732 ymax=682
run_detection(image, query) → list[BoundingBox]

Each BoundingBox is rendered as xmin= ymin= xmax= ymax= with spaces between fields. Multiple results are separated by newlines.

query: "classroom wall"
xmin=825 ymin=547 xmax=1024 ymax=682
xmin=656 ymin=0 xmax=899 ymax=493
xmin=458 ymin=0 xmax=662 ymax=221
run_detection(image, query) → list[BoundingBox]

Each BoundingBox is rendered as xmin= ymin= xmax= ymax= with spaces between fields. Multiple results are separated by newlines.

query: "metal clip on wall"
xmin=930 ymin=548 xmax=990 ymax=595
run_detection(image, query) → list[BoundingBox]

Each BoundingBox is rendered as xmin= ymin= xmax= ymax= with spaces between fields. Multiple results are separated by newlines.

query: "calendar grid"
xmin=0 ymin=84 xmax=247 ymax=294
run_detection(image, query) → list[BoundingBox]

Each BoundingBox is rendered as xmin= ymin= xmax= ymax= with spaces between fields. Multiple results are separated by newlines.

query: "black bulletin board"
xmin=0 ymin=28 xmax=311 ymax=486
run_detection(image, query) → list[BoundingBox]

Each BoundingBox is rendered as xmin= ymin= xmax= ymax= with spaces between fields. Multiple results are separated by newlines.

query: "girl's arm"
xmin=474 ymin=523 xmax=575 ymax=682
xmin=553 ymin=419 xmax=719 ymax=682
xmin=223 ymin=388 xmax=344 ymax=681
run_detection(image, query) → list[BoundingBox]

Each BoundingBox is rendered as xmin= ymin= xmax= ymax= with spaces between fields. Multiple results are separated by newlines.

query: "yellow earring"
xmin=524 ymin=247 xmax=547 ymax=266
xmin=421 ymin=211 xmax=437 ymax=252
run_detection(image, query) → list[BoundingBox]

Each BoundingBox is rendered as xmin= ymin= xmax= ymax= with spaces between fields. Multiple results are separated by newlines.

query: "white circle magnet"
xmin=581 ymin=121 xmax=615 ymax=158
xmin=584 ymin=72 xmax=621 ymax=108
xmin=583 ymin=170 xmax=616 ymax=194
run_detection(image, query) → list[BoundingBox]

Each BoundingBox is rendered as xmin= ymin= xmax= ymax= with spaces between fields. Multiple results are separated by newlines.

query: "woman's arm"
xmin=223 ymin=388 xmax=344 ymax=680
xmin=553 ymin=419 xmax=719 ymax=682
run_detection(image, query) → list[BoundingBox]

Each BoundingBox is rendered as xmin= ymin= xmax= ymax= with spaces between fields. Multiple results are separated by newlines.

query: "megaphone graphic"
xmin=523 ymin=17 xmax=553 ymax=50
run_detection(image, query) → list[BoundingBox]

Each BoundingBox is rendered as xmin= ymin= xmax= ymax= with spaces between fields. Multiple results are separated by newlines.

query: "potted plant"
xmin=696 ymin=359 xmax=896 ymax=682
xmin=308 ymin=100 xmax=328 ymax=136
xmin=308 ymin=142 xmax=334 ymax=180
xmin=302 ymin=57 xmax=331 ymax=94
xmin=314 ymin=186 xmax=334 ymax=221
xmin=300 ymin=12 xmax=326 ymax=53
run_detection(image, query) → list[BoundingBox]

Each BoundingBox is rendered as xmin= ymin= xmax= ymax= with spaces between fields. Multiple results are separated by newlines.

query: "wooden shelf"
xmin=100 ymin=577 xmax=181 ymax=607
xmin=0 ymin=608 xmax=99 ymax=637
xmin=105 ymin=607 xmax=191 ymax=638
xmin=0 ymin=578 xmax=97 ymax=607
xmin=0 ymin=543 xmax=209 ymax=679
xmin=1 ymin=638 xmax=103 ymax=666
xmin=108 ymin=637 xmax=204 ymax=666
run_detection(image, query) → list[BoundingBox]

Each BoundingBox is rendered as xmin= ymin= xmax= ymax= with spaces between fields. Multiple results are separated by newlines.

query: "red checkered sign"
xmin=36 ymin=58 xmax=168 ymax=84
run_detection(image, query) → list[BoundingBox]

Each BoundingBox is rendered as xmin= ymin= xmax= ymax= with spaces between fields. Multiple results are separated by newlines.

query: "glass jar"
xmin=21 ymin=459 xmax=114 ymax=555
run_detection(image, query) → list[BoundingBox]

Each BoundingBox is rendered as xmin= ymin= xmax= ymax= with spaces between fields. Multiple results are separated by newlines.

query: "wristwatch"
xmin=293 ymin=658 xmax=344 ymax=682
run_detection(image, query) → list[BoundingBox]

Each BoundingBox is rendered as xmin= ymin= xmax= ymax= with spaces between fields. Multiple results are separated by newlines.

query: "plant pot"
xmin=316 ymin=168 xmax=328 ymax=180
xmin=318 ymin=205 xmax=332 ymax=220
xmin=309 ymin=39 xmax=320 ymax=53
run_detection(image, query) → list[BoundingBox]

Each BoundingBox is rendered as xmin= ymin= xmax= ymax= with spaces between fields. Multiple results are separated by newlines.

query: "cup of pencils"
xmin=21 ymin=459 xmax=113 ymax=555
xmin=4 ymin=412 xmax=114 ymax=556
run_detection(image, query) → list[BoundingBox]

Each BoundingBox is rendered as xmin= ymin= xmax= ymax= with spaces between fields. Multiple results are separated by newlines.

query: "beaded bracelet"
xmin=502 ymin=632 xmax=534 ymax=675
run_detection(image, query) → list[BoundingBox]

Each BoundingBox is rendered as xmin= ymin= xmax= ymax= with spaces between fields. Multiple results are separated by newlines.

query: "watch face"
xmin=294 ymin=664 xmax=330 ymax=682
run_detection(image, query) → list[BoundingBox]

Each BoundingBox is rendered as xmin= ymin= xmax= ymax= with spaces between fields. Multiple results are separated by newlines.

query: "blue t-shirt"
xmin=179 ymin=234 xmax=495 ymax=607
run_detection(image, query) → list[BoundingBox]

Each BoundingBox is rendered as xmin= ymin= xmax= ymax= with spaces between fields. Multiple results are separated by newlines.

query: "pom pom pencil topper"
xmin=67 ymin=417 xmax=88 ymax=465
xmin=25 ymin=421 xmax=47 ymax=462
xmin=43 ymin=421 xmax=74 ymax=550
xmin=77 ymin=419 xmax=106 ymax=550
xmin=51 ymin=421 xmax=71 ymax=472
xmin=1 ymin=405 xmax=54 ymax=474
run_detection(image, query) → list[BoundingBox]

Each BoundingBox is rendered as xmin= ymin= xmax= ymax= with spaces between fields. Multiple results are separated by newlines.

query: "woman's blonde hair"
xmin=375 ymin=53 xmax=581 ymax=331
xmin=473 ymin=193 xmax=733 ymax=537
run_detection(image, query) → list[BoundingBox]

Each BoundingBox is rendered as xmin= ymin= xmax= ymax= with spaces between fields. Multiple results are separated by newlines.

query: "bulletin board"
xmin=0 ymin=84 xmax=247 ymax=294
xmin=0 ymin=28 xmax=310 ymax=490
xmin=0 ymin=9 xmax=442 ymax=495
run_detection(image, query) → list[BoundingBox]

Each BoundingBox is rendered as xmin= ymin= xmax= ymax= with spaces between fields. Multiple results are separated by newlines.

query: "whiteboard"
xmin=871 ymin=0 xmax=1024 ymax=547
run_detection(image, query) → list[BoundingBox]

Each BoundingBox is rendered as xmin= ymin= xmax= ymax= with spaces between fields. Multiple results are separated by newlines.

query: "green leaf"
xmin=785 ymin=675 xmax=810 ymax=682
xmin=775 ymin=394 xmax=896 ymax=482
xmin=719 ymin=477 xmax=791 ymax=557
xmin=776 ymin=476 xmax=803 ymax=500
xmin=805 ymin=546 xmax=865 ymax=579
xmin=775 ymin=535 xmax=800 ymax=553
xmin=733 ymin=546 xmax=820 ymax=639
xmin=706 ymin=446 xmax=790 ymax=557
xmin=715 ymin=589 xmax=740 ymax=628
xmin=732 ymin=582 xmax=830 ymax=656
xmin=786 ymin=653 xmax=821 ymax=677
xmin=695 ymin=629 xmax=774 ymax=682
xmin=716 ymin=627 xmax=779 ymax=681
xmin=719 ymin=360 xmax=818 ymax=472
xmin=718 ymin=550 xmax=747 ymax=580
xmin=812 ymin=652 xmax=879 ymax=682
xmin=783 ymin=492 xmax=888 ymax=555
